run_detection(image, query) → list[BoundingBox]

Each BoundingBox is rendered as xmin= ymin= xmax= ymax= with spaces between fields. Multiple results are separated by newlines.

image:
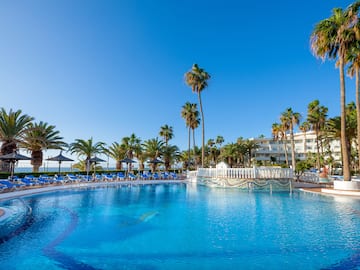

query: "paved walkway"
xmin=0 ymin=179 xmax=186 ymax=201
xmin=301 ymin=187 xmax=360 ymax=197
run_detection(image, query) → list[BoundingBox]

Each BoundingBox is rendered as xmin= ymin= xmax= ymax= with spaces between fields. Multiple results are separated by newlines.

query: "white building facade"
xmin=252 ymin=131 xmax=341 ymax=165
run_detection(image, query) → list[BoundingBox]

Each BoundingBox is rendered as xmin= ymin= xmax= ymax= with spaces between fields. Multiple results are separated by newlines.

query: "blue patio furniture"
xmin=117 ymin=172 xmax=125 ymax=181
xmin=0 ymin=180 xmax=24 ymax=190
xmin=66 ymin=174 xmax=78 ymax=182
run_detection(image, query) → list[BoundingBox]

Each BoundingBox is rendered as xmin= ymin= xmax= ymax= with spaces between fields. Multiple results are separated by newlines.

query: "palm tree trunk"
xmin=198 ymin=92 xmax=205 ymax=168
xmin=116 ymin=160 xmax=122 ymax=170
xmin=283 ymin=139 xmax=289 ymax=166
xmin=356 ymin=67 xmax=360 ymax=172
xmin=192 ymin=128 xmax=196 ymax=167
xmin=0 ymin=141 xmax=16 ymax=172
xmin=188 ymin=127 xmax=191 ymax=170
xmin=340 ymin=58 xmax=351 ymax=181
xmin=31 ymin=150 xmax=43 ymax=173
xmin=315 ymin=128 xmax=321 ymax=171
xmin=303 ymin=132 xmax=307 ymax=160
xmin=290 ymin=125 xmax=296 ymax=170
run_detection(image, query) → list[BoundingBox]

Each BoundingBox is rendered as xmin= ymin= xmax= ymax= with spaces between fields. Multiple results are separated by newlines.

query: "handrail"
xmin=196 ymin=167 xmax=293 ymax=180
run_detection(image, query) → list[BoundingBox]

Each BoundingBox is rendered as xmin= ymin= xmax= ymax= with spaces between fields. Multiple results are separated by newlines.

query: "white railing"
xmin=196 ymin=167 xmax=293 ymax=180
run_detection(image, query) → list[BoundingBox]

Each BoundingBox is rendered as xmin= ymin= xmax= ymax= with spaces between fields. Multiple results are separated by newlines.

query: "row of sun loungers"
xmin=0 ymin=172 xmax=180 ymax=192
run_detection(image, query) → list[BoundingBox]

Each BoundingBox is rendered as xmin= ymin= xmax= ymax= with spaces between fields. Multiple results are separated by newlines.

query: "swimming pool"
xmin=0 ymin=183 xmax=360 ymax=269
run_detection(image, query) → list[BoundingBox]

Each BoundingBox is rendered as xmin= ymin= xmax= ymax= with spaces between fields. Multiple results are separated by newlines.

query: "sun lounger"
xmin=170 ymin=172 xmax=178 ymax=179
xmin=66 ymin=174 xmax=79 ymax=182
xmin=24 ymin=175 xmax=39 ymax=185
xmin=0 ymin=183 xmax=7 ymax=192
xmin=0 ymin=180 xmax=25 ymax=190
xmin=102 ymin=174 xmax=114 ymax=181
xmin=117 ymin=172 xmax=125 ymax=181
xmin=38 ymin=176 xmax=50 ymax=185
xmin=53 ymin=175 xmax=66 ymax=184
xmin=128 ymin=173 xmax=137 ymax=180
xmin=21 ymin=178 xmax=36 ymax=187
xmin=78 ymin=174 xmax=92 ymax=182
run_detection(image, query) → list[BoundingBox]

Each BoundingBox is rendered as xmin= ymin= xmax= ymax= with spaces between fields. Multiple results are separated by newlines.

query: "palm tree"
xmin=162 ymin=144 xmax=180 ymax=171
xmin=216 ymin=135 xmax=224 ymax=148
xmin=307 ymin=100 xmax=328 ymax=171
xmin=21 ymin=121 xmax=67 ymax=172
xmin=243 ymin=140 xmax=259 ymax=167
xmin=299 ymin=121 xmax=311 ymax=160
xmin=122 ymin=133 xmax=141 ymax=171
xmin=347 ymin=40 xmax=360 ymax=171
xmin=142 ymin=137 xmax=164 ymax=172
xmin=106 ymin=142 xmax=127 ymax=170
xmin=181 ymin=102 xmax=192 ymax=168
xmin=310 ymin=3 xmax=360 ymax=180
xmin=220 ymin=143 xmax=239 ymax=168
xmin=69 ymin=138 xmax=106 ymax=172
xmin=281 ymin=108 xmax=301 ymax=170
xmin=159 ymin=125 xmax=174 ymax=146
xmin=185 ymin=64 xmax=211 ymax=168
xmin=279 ymin=117 xmax=290 ymax=166
xmin=133 ymin=142 xmax=146 ymax=171
xmin=325 ymin=102 xmax=358 ymax=171
xmin=0 ymin=108 xmax=34 ymax=172
xmin=207 ymin=139 xmax=217 ymax=166
xmin=189 ymin=106 xmax=200 ymax=164
xmin=181 ymin=102 xmax=199 ymax=169
xmin=271 ymin=123 xmax=282 ymax=164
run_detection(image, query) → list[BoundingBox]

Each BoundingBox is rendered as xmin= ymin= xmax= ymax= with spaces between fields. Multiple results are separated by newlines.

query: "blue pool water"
xmin=1 ymin=183 xmax=360 ymax=269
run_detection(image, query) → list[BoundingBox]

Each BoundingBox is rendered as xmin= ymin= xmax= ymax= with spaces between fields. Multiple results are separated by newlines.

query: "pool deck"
xmin=301 ymin=187 xmax=360 ymax=197
xmin=0 ymin=179 xmax=186 ymax=201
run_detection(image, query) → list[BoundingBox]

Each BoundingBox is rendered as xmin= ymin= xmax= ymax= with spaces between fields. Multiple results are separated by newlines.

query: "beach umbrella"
xmin=148 ymin=158 xmax=164 ymax=172
xmin=148 ymin=158 xmax=164 ymax=164
xmin=120 ymin=157 xmax=136 ymax=174
xmin=47 ymin=151 xmax=74 ymax=174
xmin=0 ymin=151 xmax=32 ymax=178
xmin=89 ymin=156 xmax=106 ymax=176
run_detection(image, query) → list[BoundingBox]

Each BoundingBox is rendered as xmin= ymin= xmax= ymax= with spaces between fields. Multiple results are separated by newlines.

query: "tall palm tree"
xmin=307 ymin=100 xmax=328 ymax=171
xmin=310 ymin=3 xmax=360 ymax=180
xmin=185 ymin=63 xmax=211 ymax=168
xmin=281 ymin=108 xmax=301 ymax=170
xmin=181 ymin=102 xmax=199 ymax=169
xmin=279 ymin=117 xmax=290 ymax=166
xmin=189 ymin=107 xmax=200 ymax=161
xmin=69 ymin=138 xmax=106 ymax=172
xmin=299 ymin=121 xmax=311 ymax=160
xmin=159 ymin=125 xmax=174 ymax=146
xmin=181 ymin=102 xmax=192 ymax=168
xmin=21 ymin=121 xmax=67 ymax=172
xmin=0 ymin=108 xmax=34 ymax=172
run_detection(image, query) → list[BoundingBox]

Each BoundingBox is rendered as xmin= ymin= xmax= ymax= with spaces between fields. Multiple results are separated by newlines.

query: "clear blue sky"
xmin=0 ymin=0 xmax=356 ymax=163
